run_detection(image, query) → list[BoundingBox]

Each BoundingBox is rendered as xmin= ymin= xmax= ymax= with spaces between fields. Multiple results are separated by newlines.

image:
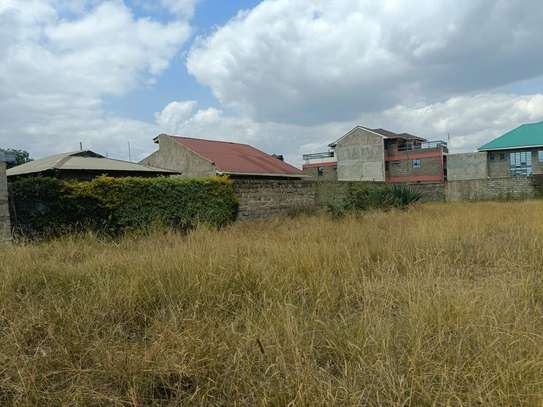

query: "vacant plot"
xmin=1 ymin=201 xmax=543 ymax=405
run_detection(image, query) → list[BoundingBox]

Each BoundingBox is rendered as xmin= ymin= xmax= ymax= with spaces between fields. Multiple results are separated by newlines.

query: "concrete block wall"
xmin=0 ymin=161 xmax=11 ymax=241
xmin=336 ymin=128 xmax=385 ymax=182
xmin=447 ymin=152 xmax=488 ymax=181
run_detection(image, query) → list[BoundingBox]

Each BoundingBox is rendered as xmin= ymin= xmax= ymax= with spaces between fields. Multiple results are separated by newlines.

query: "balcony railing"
xmin=396 ymin=140 xmax=448 ymax=152
xmin=302 ymin=151 xmax=335 ymax=160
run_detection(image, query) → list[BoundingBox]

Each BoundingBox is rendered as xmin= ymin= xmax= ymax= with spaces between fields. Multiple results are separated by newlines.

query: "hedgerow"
xmin=9 ymin=176 xmax=238 ymax=238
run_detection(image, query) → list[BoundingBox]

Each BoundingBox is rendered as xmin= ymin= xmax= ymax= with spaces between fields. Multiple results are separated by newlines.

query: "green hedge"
xmin=9 ymin=176 xmax=239 ymax=238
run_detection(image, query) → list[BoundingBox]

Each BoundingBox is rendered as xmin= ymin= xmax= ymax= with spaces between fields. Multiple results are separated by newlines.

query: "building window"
xmin=510 ymin=151 xmax=532 ymax=176
xmin=539 ymin=150 xmax=543 ymax=162
xmin=489 ymin=153 xmax=495 ymax=161
xmin=317 ymin=167 xmax=324 ymax=177
xmin=412 ymin=159 xmax=421 ymax=168
xmin=499 ymin=152 xmax=506 ymax=160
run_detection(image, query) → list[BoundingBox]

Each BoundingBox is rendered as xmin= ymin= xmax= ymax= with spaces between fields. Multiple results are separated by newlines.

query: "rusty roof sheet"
xmin=171 ymin=136 xmax=305 ymax=177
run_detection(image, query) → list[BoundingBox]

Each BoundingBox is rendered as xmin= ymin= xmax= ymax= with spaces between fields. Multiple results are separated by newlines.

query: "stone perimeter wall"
xmin=234 ymin=180 xmax=447 ymax=219
xmin=234 ymin=176 xmax=543 ymax=219
xmin=5 ymin=175 xmax=542 ymax=226
xmin=234 ymin=180 xmax=317 ymax=220
xmin=0 ymin=162 xmax=11 ymax=241
xmin=447 ymin=176 xmax=542 ymax=201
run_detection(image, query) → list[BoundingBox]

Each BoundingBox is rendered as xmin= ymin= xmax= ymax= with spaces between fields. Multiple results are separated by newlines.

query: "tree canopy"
xmin=1 ymin=148 xmax=32 ymax=168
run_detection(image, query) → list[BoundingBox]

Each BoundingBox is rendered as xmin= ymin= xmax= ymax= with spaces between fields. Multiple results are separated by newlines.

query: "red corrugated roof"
xmin=170 ymin=136 xmax=304 ymax=177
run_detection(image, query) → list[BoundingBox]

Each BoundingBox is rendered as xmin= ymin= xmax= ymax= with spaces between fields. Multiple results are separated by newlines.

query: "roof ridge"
xmin=171 ymin=135 xmax=252 ymax=147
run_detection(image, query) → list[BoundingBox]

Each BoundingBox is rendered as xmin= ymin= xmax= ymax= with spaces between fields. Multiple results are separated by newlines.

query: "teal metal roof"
xmin=479 ymin=121 xmax=543 ymax=151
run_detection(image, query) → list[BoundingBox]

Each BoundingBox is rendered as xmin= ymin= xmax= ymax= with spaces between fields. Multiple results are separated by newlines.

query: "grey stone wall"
xmin=447 ymin=152 xmax=488 ymax=181
xmin=234 ymin=176 xmax=541 ymax=220
xmin=140 ymin=134 xmax=216 ymax=177
xmin=336 ymin=128 xmax=385 ymax=182
xmin=447 ymin=176 xmax=539 ymax=201
xmin=234 ymin=180 xmax=448 ymax=220
xmin=302 ymin=166 xmax=338 ymax=181
xmin=411 ymin=182 xmax=446 ymax=202
xmin=234 ymin=180 xmax=317 ymax=219
xmin=0 ymin=161 xmax=11 ymax=241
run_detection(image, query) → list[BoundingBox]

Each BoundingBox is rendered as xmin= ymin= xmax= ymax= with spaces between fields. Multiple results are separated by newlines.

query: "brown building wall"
xmin=0 ymin=162 xmax=11 ymax=241
xmin=140 ymin=135 xmax=216 ymax=177
xmin=487 ymin=148 xmax=543 ymax=177
xmin=387 ymin=156 xmax=442 ymax=178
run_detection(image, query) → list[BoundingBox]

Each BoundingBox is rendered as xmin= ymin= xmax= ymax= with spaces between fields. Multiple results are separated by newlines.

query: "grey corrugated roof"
xmin=330 ymin=126 xmax=426 ymax=147
xmin=363 ymin=127 xmax=426 ymax=141
xmin=7 ymin=150 xmax=178 ymax=176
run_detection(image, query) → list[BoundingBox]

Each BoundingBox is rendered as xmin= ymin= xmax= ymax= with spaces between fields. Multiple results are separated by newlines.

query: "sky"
xmin=2 ymin=0 xmax=543 ymax=167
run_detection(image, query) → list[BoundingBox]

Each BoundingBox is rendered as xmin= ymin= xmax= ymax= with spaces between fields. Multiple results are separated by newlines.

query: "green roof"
xmin=479 ymin=121 xmax=543 ymax=151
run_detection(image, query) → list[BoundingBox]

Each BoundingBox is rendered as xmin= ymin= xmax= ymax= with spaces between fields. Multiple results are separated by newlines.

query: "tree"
xmin=0 ymin=148 xmax=32 ymax=168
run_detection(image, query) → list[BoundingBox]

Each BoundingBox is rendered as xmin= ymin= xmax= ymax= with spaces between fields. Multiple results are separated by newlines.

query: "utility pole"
xmin=128 ymin=141 xmax=132 ymax=161
xmin=79 ymin=142 xmax=83 ymax=151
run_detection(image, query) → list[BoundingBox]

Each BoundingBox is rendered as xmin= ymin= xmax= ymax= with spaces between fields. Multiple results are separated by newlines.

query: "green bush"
xmin=340 ymin=183 xmax=422 ymax=213
xmin=9 ymin=176 xmax=238 ymax=238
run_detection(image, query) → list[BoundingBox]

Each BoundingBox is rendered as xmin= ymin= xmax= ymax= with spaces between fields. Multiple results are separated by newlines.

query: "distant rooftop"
xmin=479 ymin=121 xmax=543 ymax=151
xmin=7 ymin=150 xmax=177 ymax=177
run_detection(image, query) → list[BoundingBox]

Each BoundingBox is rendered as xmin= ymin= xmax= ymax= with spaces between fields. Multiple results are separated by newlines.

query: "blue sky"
xmin=2 ymin=0 xmax=543 ymax=165
xmin=105 ymin=0 xmax=262 ymax=122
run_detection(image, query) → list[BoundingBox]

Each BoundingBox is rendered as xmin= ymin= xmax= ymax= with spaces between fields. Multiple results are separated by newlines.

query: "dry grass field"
xmin=1 ymin=201 xmax=543 ymax=405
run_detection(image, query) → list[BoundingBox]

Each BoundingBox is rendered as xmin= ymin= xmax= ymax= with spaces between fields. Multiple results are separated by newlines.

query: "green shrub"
xmin=343 ymin=183 xmax=422 ymax=212
xmin=9 ymin=176 xmax=238 ymax=238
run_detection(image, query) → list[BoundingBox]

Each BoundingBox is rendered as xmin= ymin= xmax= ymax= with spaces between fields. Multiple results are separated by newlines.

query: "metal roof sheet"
xmin=7 ymin=150 xmax=177 ymax=176
xmin=479 ymin=121 xmax=543 ymax=151
xmin=170 ymin=136 xmax=305 ymax=177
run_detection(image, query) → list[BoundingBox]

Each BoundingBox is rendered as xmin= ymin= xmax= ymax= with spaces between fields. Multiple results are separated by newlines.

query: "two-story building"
xmin=303 ymin=126 xmax=448 ymax=183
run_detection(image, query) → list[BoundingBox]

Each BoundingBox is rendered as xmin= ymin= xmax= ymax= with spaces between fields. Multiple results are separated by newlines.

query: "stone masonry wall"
xmin=0 ymin=161 xmax=11 ymax=241
xmin=234 ymin=176 xmax=543 ymax=220
xmin=234 ymin=179 xmax=446 ymax=220
xmin=234 ymin=180 xmax=317 ymax=219
xmin=447 ymin=176 xmax=540 ymax=201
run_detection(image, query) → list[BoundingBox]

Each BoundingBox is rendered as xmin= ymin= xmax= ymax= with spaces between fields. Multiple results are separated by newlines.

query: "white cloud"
xmin=160 ymin=0 xmax=198 ymax=19
xmin=187 ymin=0 xmax=543 ymax=125
xmin=0 ymin=0 xmax=192 ymax=159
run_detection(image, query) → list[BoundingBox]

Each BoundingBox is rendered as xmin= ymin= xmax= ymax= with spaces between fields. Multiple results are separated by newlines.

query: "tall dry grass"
xmin=1 ymin=201 xmax=543 ymax=405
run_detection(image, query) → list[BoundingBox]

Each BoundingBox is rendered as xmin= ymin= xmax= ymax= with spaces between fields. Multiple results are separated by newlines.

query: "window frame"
xmin=412 ymin=159 xmax=422 ymax=169
xmin=510 ymin=151 xmax=533 ymax=176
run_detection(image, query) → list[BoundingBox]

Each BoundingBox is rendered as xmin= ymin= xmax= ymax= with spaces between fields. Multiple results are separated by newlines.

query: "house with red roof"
xmin=140 ymin=134 xmax=306 ymax=179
